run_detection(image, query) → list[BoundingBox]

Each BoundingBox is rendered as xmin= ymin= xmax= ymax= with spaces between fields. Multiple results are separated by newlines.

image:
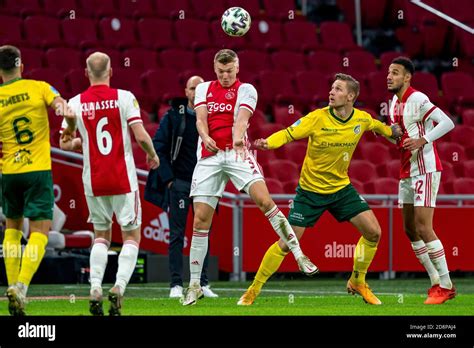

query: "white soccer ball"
xmin=221 ymin=7 xmax=252 ymax=37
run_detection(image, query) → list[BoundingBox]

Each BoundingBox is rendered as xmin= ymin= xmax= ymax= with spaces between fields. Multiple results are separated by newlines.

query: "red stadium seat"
xmin=141 ymin=69 xmax=183 ymax=104
xmin=248 ymin=123 xmax=283 ymax=141
xmin=121 ymin=48 xmax=160 ymax=70
xmin=66 ymin=69 xmax=90 ymax=96
xmin=0 ymin=16 xmax=24 ymax=47
xmin=262 ymin=0 xmax=301 ymax=20
xmin=236 ymin=50 xmax=270 ymax=75
xmin=24 ymin=16 xmax=62 ymax=48
xmin=270 ymin=51 xmax=307 ymax=73
xmin=99 ymin=18 xmax=137 ymax=49
xmin=196 ymin=48 xmax=220 ymax=70
xmin=441 ymin=72 xmax=474 ymax=107
xmin=461 ymin=160 xmax=474 ymax=178
xmin=306 ymin=51 xmax=342 ymax=75
xmin=449 ymin=125 xmax=474 ymax=148
xmin=254 ymin=150 xmax=278 ymax=169
xmin=155 ymin=0 xmax=194 ymax=19
xmin=351 ymin=178 xmax=365 ymax=193
xmin=20 ymin=48 xmax=44 ymax=70
xmin=411 ymin=72 xmax=440 ymax=104
xmin=247 ymin=20 xmax=283 ymax=51
xmin=380 ymin=51 xmax=405 ymax=73
xmin=437 ymin=142 xmax=467 ymax=164
xmin=452 ymin=178 xmax=474 ymax=194
xmin=295 ymin=71 xmax=331 ymax=105
xmin=283 ymin=21 xmax=319 ymax=52
xmin=117 ymin=0 xmax=155 ymax=18
xmin=62 ymin=18 xmax=100 ymax=49
xmin=461 ymin=109 xmax=474 ymax=127
xmin=137 ymin=18 xmax=175 ymax=50
xmin=189 ymin=0 xmax=227 ymax=20
xmin=457 ymin=28 xmax=474 ymax=58
xmin=277 ymin=142 xmax=308 ymax=167
xmin=43 ymin=0 xmax=77 ymax=17
xmin=349 ymin=160 xmax=378 ymax=182
xmin=365 ymin=178 xmax=399 ymax=194
xmin=441 ymin=161 xmax=456 ymax=183
xmin=227 ymin=0 xmax=262 ymax=19
xmin=420 ymin=22 xmax=449 ymax=57
xmin=249 ymin=109 xmax=268 ymax=128
xmin=174 ymin=19 xmax=211 ymax=50
xmin=377 ymin=159 xmax=400 ymax=179
xmin=439 ymin=0 xmax=474 ymax=23
xmin=110 ymin=68 xmax=144 ymax=96
xmin=337 ymin=0 xmax=387 ymax=28
xmin=359 ymin=142 xmax=391 ymax=165
xmin=264 ymin=178 xmax=285 ymax=194
xmin=2 ymin=0 xmax=42 ymax=17
xmin=272 ymin=105 xmax=302 ymax=126
xmin=26 ymin=68 xmax=67 ymax=96
xmin=159 ymin=49 xmax=196 ymax=71
xmin=258 ymin=71 xmax=296 ymax=109
xmin=77 ymin=0 xmax=118 ymax=17
xmin=283 ymin=179 xmax=299 ymax=194
xmin=319 ymin=21 xmax=359 ymax=52
xmin=45 ymin=48 xmax=82 ymax=74
xmin=267 ymin=160 xmax=300 ymax=183
xmin=395 ymin=27 xmax=423 ymax=57
xmin=210 ymin=19 xmax=249 ymax=51
xmin=344 ymin=50 xmax=377 ymax=83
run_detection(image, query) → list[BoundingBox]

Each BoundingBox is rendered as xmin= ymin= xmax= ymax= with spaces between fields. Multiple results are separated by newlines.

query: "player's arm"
xmin=368 ymin=118 xmax=402 ymax=141
xmin=130 ymin=123 xmax=160 ymax=169
xmin=60 ymin=134 xmax=82 ymax=151
xmin=50 ymin=96 xmax=77 ymax=133
xmin=403 ymin=108 xmax=454 ymax=151
xmin=194 ymin=82 xmax=220 ymax=153
xmin=233 ymin=108 xmax=252 ymax=150
xmin=255 ymin=113 xmax=316 ymax=150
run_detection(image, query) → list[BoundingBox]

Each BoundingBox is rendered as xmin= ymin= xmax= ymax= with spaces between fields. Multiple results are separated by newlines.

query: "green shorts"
xmin=288 ymin=183 xmax=370 ymax=227
xmin=2 ymin=170 xmax=54 ymax=220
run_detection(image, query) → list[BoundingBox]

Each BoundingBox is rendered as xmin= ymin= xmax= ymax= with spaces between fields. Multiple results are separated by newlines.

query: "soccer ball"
xmin=221 ymin=7 xmax=251 ymax=37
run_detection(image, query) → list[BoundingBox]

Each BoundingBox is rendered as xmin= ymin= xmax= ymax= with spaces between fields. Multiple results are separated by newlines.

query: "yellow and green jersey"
xmin=0 ymin=78 xmax=59 ymax=174
xmin=267 ymin=106 xmax=392 ymax=194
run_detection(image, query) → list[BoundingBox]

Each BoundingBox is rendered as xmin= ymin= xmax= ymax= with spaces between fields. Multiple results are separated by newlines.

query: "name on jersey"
xmin=207 ymin=102 xmax=233 ymax=113
xmin=0 ymin=93 xmax=30 ymax=107
xmin=80 ymin=99 xmax=119 ymax=112
xmin=321 ymin=127 xmax=338 ymax=132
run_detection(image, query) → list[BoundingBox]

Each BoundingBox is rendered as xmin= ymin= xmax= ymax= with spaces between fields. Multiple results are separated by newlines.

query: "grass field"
xmin=1 ymin=277 xmax=473 ymax=316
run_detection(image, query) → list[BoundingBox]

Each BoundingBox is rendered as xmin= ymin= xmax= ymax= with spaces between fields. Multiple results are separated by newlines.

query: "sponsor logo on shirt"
xmin=50 ymin=86 xmax=59 ymax=95
xmin=207 ymin=102 xmax=233 ymax=113
xmin=225 ymin=91 xmax=235 ymax=99
xmin=353 ymin=124 xmax=361 ymax=134
xmin=321 ymin=127 xmax=338 ymax=132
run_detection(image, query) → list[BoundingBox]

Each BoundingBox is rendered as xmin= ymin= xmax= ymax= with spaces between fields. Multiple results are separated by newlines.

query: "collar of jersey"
xmin=218 ymin=78 xmax=239 ymax=89
xmin=0 ymin=77 xmax=22 ymax=86
xmin=329 ymin=107 xmax=354 ymax=123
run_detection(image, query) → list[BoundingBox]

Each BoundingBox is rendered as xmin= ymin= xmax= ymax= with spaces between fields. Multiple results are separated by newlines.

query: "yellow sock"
xmin=350 ymin=237 xmax=378 ymax=285
xmin=2 ymin=229 xmax=23 ymax=285
xmin=17 ymin=232 xmax=48 ymax=287
xmin=252 ymin=242 xmax=289 ymax=292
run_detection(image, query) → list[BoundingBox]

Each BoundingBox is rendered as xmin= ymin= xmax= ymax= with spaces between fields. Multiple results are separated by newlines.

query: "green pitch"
xmin=1 ymin=278 xmax=473 ymax=316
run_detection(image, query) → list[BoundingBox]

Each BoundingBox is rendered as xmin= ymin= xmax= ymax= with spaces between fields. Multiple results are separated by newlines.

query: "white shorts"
xmin=398 ymin=172 xmax=441 ymax=208
xmin=86 ymin=190 xmax=142 ymax=231
xmin=190 ymin=149 xmax=264 ymax=201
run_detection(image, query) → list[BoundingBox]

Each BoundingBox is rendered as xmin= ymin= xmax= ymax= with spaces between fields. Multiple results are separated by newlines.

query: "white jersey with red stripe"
xmin=65 ymin=85 xmax=143 ymax=196
xmin=194 ymin=79 xmax=257 ymax=159
xmin=389 ymin=86 xmax=442 ymax=179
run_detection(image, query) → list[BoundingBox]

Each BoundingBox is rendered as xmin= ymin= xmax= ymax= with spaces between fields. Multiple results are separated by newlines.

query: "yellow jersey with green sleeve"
xmin=266 ymin=106 xmax=392 ymax=194
xmin=0 ymin=78 xmax=59 ymax=174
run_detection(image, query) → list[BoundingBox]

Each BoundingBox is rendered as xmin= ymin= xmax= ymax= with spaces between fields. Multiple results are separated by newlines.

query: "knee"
xmin=256 ymin=197 xmax=274 ymax=213
xmin=365 ymin=224 xmax=381 ymax=243
xmin=193 ymin=211 xmax=211 ymax=230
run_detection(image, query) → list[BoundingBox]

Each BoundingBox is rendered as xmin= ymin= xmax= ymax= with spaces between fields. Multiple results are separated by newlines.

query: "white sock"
xmin=265 ymin=206 xmax=303 ymax=260
xmin=411 ymin=240 xmax=440 ymax=286
xmin=426 ymin=239 xmax=452 ymax=289
xmin=189 ymin=229 xmax=209 ymax=287
xmin=115 ymin=240 xmax=139 ymax=296
xmin=89 ymin=238 xmax=109 ymax=294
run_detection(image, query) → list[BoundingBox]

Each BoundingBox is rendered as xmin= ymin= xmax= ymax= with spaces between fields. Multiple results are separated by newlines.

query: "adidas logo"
xmin=288 ymin=234 xmax=295 ymax=241
xmin=416 ymin=195 xmax=422 ymax=201
xmin=207 ymin=92 xmax=213 ymax=98
xmin=191 ymin=260 xmax=200 ymax=266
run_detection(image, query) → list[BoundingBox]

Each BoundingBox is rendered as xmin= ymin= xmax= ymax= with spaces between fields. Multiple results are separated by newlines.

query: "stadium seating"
xmin=24 ymin=16 xmax=63 ymax=48
xmin=359 ymin=142 xmax=392 ymax=166
xmin=349 ymin=160 xmax=378 ymax=182
xmin=45 ymin=48 xmax=82 ymax=73
xmin=306 ymin=51 xmax=342 ymax=76
xmin=380 ymin=51 xmax=405 ymax=72
xmin=283 ymin=179 xmax=299 ymax=193
xmin=262 ymin=0 xmax=300 ymax=20
xmin=137 ymin=18 xmax=175 ymax=50
xmin=295 ymin=71 xmax=331 ymax=106
xmin=271 ymin=51 xmax=307 ymax=72
xmin=319 ymin=21 xmax=359 ymax=52
xmin=337 ymin=0 xmax=387 ymax=28
xmin=236 ymin=50 xmax=270 ymax=74
xmin=272 ymin=105 xmax=302 ymax=126
xmin=117 ymin=0 xmax=155 ymax=19
xmin=189 ymin=0 xmax=227 ymax=20
xmin=155 ymin=0 xmax=193 ymax=19
xmin=20 ymin=47 xmax=44 ymax=70
xmin=98 ymin=17 xmax=137 ymax=49
xmin=276 ymin=142 xmax=308 ymax=167
xmin=2 ymin=0 xmax=42 ymax=17
xmin=365 ymin=177 xmax=399 ymax=194
xmin=227 ymin=0 xmax=262 ymax=19
xmin=264 ymin=178 xmax=285 ymax=193
xmin=0 ymin=15 xmax=25 ymax=47
xmin=61 ymin=18 xmax=100 ymax=49
xmin=266 ymin=159 xmax=300 ymax=183
xmin=344 ymin=50 xmax=377 ymax=83
xmin=247 ymin=20 xmax=283 ymax=51
xmin=78 ymin=0 xmax=119 ymax=18
xmin=174 ymin=19 xmax=211 ymax=50
xmin=159 ymin=49 xmax=196 ymax=71
xmin=121 ymin=48 xmax=160 ymax=70
xmin=411 ymin=71 xmax=440 ymax=103
xmin=283 ymin=21 xmax=319 ymax=52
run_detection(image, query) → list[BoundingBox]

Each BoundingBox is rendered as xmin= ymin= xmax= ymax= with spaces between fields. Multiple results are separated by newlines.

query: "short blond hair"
xmin=214 ymin=49 xmax=238 ymax=65
xmin=334 ymin=73 xmax=360 ymax=100
xmin=86 ymin=52 xmax=111 ymax=79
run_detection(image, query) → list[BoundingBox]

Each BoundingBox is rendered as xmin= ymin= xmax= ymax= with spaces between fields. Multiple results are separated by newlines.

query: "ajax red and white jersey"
xmin=389 ymin=86 xmax=442 ymax=179
xmin=66 ymin=85 xmax=143 ymax=196
xmin=194 ymin=79 xmax=257 ymax=159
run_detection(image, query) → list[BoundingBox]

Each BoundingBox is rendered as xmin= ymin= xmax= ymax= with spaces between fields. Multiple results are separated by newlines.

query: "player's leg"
xmin=238 ymin=225 xmax=306 ymax=305
xmin=85 ymin=195 xmax=114 ymax=315
xmin=400 ymin=176 xmax=440 ymax=290
xmin=403 ymin=203 xmax=440 ymax=288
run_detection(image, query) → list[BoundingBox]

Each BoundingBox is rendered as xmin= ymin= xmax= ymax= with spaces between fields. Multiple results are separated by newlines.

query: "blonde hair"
xmin=334 ymin=73 xmax=360 ymax=100
xmin=214 ymin=49 xmax=239 ymax=65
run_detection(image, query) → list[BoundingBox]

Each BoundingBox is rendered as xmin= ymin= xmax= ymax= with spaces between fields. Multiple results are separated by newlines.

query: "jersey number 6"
xmin=97 ymin=117 xmax=112 ymax=155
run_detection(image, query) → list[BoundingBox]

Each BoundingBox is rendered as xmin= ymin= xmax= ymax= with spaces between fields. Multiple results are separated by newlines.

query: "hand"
xmin=60 ymin=127 xmax=75 ymax=143
xmin=253 ymin=138 xmax=269 ymax=150
xmin=403 ymin=137 xmax=427 ymax=151
xmin=390 ymin=123 xmax=403 ymax=140
xmin=203 ymin=136 xmax=220 ymax=153
xmin=147 ymin=153 xmax=160 ymax=170
xmin=233 ymin=138 xmax=247 ymax=160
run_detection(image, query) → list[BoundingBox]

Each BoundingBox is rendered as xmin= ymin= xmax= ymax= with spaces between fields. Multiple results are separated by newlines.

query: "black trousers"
xmin=168 ymin=178 xmax=209 ymax=287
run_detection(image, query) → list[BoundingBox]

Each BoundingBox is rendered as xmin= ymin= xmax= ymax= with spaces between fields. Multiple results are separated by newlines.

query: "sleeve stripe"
xmin=422 ymin=105 xmax=437 ymax=122
xmin=127 ymin=116 xmax=142 ymax=124
xmin=194 ymin=102 xmax=207 ymax=109
xmin=285 ymin=129 xmax=295 ymax=140
xmin=128 ymin=120 xmax=143 ymax=126
xmin=240 ymin=103 xmax=255 ymax=112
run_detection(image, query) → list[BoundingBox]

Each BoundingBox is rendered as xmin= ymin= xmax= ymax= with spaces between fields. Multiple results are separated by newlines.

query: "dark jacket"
xmin=144 ymin=98 xmax=199 ymax=210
